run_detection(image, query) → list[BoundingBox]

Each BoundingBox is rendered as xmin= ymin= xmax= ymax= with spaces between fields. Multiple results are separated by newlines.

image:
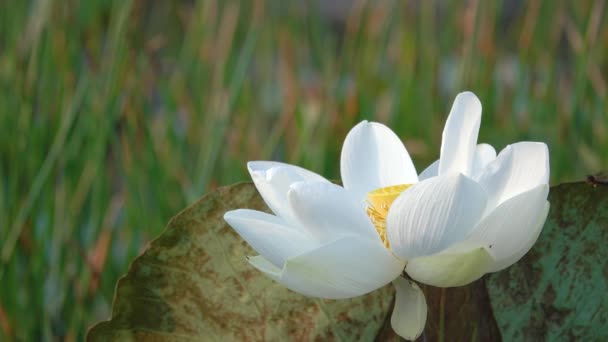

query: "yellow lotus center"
xmin=366 ymin=184 xmax=412 ymax=248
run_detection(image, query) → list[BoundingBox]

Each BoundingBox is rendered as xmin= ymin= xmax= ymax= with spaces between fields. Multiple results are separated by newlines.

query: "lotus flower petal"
xmin=420 ymin=143 xmax=496 ymax=181
xmin=224 ymin=209 xmax=318 ymax=268
xmin=391 ymin=277 xmax=427 ymax=340
xmin=340 ymin=121 xmax=418 ymax=201
xmin=287 ymin=181 xmax=379 ymax=241
xmin=438 ymin=92 xmax=482 ymax=177
xmin=476 ymin=142 xmax=549 ymax=211
xmin=471 ymin=143 xmax=497 ymax=178
xmin=387 ymin=173 xmax=488 ymax=259
xmin=406 ymin=241 xmax=494 ymax=287
xmin=248 ymin=161 xmax=329 ymax=223
xmin=467 ymin=184 xmax=550 ymax=271
xmin=418 ymin=160 xmax=439 ymax=181
xmin=248 ymin=236 xmax=404 ymax=299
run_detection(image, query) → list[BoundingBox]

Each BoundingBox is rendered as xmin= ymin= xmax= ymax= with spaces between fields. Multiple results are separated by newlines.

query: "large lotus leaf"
xmin=87 ymin=183 xmax=393 ymax=341
xmin=88 ymin=181 xmax=607 ymax=341
xmin=487 ymin=182 xmax=608 ymax=341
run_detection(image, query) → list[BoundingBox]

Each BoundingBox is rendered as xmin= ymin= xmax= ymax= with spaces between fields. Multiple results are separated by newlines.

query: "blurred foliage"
xmin=0 ymin=0 xmax=606 ymax=340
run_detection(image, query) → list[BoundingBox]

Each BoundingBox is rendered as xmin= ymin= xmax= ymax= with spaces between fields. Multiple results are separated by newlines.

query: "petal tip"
xmin=223 ymin=209 xmax=247 ymax=224
xmin=350 ymin=120 xmax=371 ymax=131
xmin=247 ymin=161 xmax=271 ymax=179
xmin=456 ymin=91 xmax=482 ymax=108
xmin=246 ymin=160 xmax=264 ymax=172
xmin=223 ymin=210 xmax=235 ymax=221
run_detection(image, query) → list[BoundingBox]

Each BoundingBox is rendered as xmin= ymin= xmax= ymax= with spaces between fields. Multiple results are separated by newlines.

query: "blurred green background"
xmin=0 ymin=0 xmax=606 ymax=340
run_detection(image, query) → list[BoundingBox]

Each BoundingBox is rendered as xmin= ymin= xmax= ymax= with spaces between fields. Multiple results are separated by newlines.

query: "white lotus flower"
xmin=224 ymin=91 xmax=550 ymax=340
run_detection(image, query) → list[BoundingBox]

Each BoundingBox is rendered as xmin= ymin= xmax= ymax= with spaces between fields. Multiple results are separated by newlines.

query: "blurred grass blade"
xmin=1 ymin=77 xmax=88 ymax=263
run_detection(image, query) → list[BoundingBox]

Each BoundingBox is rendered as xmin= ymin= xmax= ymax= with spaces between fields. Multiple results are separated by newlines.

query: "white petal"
xmin=418 ymin=160 xmax=439 ymax=181
xmin=391 ymin=277 xmax=427 ymax=341
xmin=247 ymin=255 xmax=281 ymax=276
xmin=476 ymin=142 xmax=549 ymax=211
xmin=387 ymin=174 xmax=487 ymax=260
xmin=489 ymin=202 xmax=549 ymax=272
xmin=438 ymin=92 xmax=482 ymax=177
xmin=287 ymin=181 xmax=379 ymax=241
xmin=467 ymin=184 xmax=550 ymax=272
xmin=340 ymin=121 xmax=418 ymax=201
xmin=249 ymin=236 xmax=405 ymax=299
xmin=224 ymin=209 xmax=318 ymax=268
xmin=248 ymin=161 xmax=329 ymax=223
xmin=405 ymin=242 xmax=494 ymax=287
xmin=471 ymin=143 xmax=497 ymax=178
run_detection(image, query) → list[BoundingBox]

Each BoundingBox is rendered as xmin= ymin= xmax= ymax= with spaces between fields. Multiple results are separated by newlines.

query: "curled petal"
xmin=391 ymin=277 xmax=427 ymax=341
xmin=340 ymin=121 xmax=418 ymax=201
xmin=438 ymin=92 xmax=482 ymax=176
xmin=387 ymin=174 xmax=487 ymax=259
xmin=249 ymin=236 xmax=405 ymax=299
xmin=248 ymin=161 xmax=328 ymax=222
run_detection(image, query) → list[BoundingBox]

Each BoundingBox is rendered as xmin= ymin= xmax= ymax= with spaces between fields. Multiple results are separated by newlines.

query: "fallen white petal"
xmin=387 ymin=173 xmax=488 ymax=260
xmin=391 ymin=277 xmax=427 ymax=341
xmin=249 ymin=236 xmax=405 ymax=299
xmin=248 ymin=161 xmax=329 ymax=223
xmin=287 ymin=181 xmax=379 ymax=241
xmin=406 ymin=242 xmax=494 ymax=287
xmin=340 ymin=121 xmax=418 ymax=201
xmin=224 ymin=209 xmax=318 ymax=268
xmin=476 ymin=142 xmax=549 ymax=211
xmin=438 ymin=92 xmax=482 ymax=177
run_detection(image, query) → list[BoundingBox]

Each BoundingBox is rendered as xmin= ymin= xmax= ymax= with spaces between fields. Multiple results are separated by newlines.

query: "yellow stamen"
xmin=366 ymin=184 xmax=412 ymax=248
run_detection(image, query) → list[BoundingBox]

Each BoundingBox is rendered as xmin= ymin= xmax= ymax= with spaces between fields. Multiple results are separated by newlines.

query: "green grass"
xmin=0 ymin=0 xmax=606 ymax=340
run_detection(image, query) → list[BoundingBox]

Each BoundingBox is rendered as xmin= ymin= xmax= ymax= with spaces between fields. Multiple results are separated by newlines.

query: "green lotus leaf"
xmin=88 ymin=181 xmax=607 ymax=341
xmin=487 ymin=182 xmax=608 ymax=341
